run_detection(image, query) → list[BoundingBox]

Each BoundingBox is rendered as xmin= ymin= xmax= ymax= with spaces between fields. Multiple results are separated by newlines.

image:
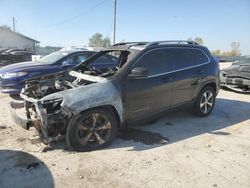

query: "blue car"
xmin=0 ymin=49 xmax=118 ymax=97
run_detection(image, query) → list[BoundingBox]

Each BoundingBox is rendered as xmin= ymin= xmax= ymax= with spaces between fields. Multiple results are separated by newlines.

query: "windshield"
xmin=86 ymin=50 xmax=138 ymax=69
xmin=37 ymin=51 xmax=69 ymax=64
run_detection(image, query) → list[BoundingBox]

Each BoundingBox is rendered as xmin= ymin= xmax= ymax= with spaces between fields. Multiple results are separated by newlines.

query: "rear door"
xmin=171 ymin=48 xmax=201 ymax=106
xmin=124 ymin=48 xmax=173 ymax=120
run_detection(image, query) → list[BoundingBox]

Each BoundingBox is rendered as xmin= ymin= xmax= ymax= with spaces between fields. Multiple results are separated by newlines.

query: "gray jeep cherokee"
xmin=10 ymin=41 xmax=220 ymax=151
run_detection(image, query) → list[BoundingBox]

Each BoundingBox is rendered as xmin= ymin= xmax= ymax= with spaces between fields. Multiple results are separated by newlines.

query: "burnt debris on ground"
xmin=118 ymin=128 xmax=169 ymax=145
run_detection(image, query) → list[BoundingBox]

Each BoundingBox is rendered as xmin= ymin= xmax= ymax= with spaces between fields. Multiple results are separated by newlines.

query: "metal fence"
xmin=215 ymin=56 xmax=241 ymax=62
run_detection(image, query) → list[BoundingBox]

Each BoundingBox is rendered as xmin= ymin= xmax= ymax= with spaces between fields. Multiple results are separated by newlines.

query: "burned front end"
xmin=220 ymin=63 xmax=250 ymax=93
xmin=8 ymin=49 xmax=131 ymax=145
xmin=9 ymin=72 xmax=79 ymax=144
xmin=9 ymin=69 xmax=123 ymax=145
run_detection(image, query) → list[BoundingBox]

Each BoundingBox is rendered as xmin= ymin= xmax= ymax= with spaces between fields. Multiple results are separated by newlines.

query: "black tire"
xmin=193 ymin=86 xmax=216 ymax=117
xmin=66 ymin=108 xmax=118 ymax=151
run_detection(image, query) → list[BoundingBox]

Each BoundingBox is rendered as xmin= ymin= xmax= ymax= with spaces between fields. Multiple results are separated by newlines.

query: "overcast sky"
xmin=0 ymin=0 xmax=249 ymax=54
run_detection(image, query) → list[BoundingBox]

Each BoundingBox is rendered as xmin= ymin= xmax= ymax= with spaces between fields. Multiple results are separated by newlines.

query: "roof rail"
xmin=145 ymin=40 xmax=199 ymax=48
xmin=113 ymin=42 xmax=148 ymax=46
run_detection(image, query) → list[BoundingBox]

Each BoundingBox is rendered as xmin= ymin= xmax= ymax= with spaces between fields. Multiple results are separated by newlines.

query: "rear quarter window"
xmin=193 ymin=49 xmax=209 ymax=65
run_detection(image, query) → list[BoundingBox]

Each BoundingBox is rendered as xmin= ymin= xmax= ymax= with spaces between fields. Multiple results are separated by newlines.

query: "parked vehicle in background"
xmin=0 ymin=48 xmax=8 ymax=53
xmin=0 ymin=49 xmax=37 ymax=67
xmin=0 ymin=49 xmax=118 ymax=96
xmin=9 ymin=40 xmax=220 ymax=151
xmin=220 ymin=56 xmax=250 ymax=93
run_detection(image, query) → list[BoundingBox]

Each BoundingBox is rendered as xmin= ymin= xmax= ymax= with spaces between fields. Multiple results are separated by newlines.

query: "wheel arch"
xmin=204 ymin=82 xmax=217 ymax=93
xmin=198 ymin=80 xmax=218 ymax=96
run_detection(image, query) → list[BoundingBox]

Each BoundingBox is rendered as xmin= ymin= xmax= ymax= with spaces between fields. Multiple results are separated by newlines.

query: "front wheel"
xmin=193 ymin=86 xmax=216 ymax=117
xmin=66 ymin=108 xmax=118 ymax=151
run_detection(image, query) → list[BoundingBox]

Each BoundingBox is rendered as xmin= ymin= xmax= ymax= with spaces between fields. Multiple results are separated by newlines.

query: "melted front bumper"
xmin=8 ymin=101 xmax=33 ymax=130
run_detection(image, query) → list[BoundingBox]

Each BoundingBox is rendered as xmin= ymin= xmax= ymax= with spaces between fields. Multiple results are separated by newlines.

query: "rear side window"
xmin=193 ymin=49 xmax=209 ymax=64
xmin=171 ymin=49 xmax=195 ymax=70
xmin=136 ymin=49 xmax=172 ymax=76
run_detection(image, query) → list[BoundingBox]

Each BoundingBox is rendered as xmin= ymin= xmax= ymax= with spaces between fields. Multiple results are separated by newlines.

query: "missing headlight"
xmin=41 ymin=98 xmax=63 ymax=114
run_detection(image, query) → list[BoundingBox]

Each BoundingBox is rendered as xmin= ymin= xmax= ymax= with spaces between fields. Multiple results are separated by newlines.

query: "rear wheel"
xmin=66 ymin=108 xmax=118 ymax=151
xmin=193 ymin=86 xmax=215 ymax=117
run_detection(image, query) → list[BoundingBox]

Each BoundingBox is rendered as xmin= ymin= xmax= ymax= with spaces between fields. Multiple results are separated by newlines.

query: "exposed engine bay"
xmin=23 ymin=67 xmax=118 ymax=99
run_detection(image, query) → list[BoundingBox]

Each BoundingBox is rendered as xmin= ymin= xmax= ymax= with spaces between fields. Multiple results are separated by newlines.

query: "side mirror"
xmin=129 ymin=67 xmax=148 ymax=78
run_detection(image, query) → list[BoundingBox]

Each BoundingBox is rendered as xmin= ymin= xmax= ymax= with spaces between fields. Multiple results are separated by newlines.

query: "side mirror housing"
xmin=129 ymin=67 xmax=148 ymax=78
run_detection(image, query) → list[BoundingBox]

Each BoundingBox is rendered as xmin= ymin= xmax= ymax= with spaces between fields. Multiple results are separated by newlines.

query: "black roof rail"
xmin=145 ymin=40 xmax=199 ymax=48
xmin=113 ymin=42 xmax=148 ymax=46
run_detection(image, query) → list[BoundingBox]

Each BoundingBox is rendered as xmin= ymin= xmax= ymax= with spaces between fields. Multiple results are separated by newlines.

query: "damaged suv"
xmin=220 ymin=56 xmax=250 ymax=93
xmin=10 ymin=41 xmax=219 ymax=151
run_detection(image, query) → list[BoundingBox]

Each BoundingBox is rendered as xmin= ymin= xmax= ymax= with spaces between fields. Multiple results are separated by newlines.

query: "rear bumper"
xmin=8 ymin=101 xmax=32 ymax=130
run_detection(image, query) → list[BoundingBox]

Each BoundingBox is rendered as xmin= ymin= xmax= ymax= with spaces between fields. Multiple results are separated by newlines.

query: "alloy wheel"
xmin=76 ymin=113 xmax=112 ymax=147
xmin=200 ymin=90 xmax=214 ymax=114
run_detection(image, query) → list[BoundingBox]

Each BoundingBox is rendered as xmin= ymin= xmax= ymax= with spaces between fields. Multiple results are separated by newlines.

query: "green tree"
xmin=187 ymin=37 xmax=204 ymax=45
xmin=194 ymin=37 xmax=204 ymax=45
xmin=231 ymin=42 xmax=241 ymax=56
xmin=211 ymin=49 xmax=221 ymax=56
xmin=88 ymin=33 xmax=111 ymax=47
xmin=103 ymin=37 xmax=111 ymax=48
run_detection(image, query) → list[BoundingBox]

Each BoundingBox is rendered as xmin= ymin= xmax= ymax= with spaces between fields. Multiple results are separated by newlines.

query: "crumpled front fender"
xmin=41 ymin=81 xmax=124 ymax=123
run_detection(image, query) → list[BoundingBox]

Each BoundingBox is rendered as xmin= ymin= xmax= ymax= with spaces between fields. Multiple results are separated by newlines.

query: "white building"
xmin=0 ymin=26 xmax=39 ymax=52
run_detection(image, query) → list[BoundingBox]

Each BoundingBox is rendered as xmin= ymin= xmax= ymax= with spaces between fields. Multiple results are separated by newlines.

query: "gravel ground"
xmin=0 ymin=62 xmax=249 ymax=188
xmin=0 ymin=88 xmax=249 ymax=188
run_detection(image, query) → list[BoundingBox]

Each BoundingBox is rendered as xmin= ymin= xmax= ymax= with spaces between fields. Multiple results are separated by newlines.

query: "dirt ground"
xmin=0 ymin=89 xmax=250 ymax=188
xmin=0 ymin=62 xmax=249 ymax=188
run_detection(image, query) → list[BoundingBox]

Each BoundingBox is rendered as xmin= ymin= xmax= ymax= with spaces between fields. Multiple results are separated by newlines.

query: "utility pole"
xmin=113 ymin=0 xmax=117 ymax=45
xmin=12 ymin=17 xmax=16 ymax=32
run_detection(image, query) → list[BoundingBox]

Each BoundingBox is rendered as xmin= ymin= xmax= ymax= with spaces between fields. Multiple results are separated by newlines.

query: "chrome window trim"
xmin=132 ymin=47 xmax=210 ymax=78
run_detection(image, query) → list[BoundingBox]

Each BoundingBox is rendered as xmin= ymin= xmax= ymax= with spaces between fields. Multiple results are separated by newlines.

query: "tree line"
xmin=88 ymin=33 xmax=241 ymax=57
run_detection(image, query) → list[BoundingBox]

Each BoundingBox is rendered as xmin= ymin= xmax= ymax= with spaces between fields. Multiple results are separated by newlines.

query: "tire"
xmin=193 ymin=86 xmax=216 ymax=117
xmin=66 ymin=108 xmax=118 ymax=151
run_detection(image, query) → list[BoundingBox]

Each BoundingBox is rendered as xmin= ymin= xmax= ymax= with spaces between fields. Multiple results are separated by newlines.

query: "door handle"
xmin=162 ymin=77 xmax=173 ymax=82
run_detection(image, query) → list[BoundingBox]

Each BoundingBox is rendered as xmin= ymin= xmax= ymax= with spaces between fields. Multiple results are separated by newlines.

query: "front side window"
xmin=135 ymin=49 xmax=172 ymax=76
xmin=171 ymin=49 xmax=196 ymax=70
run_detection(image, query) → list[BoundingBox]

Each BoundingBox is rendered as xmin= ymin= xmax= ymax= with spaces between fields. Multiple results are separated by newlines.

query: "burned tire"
xmin=193 ymin=86 xmax=215 ymax=117
xmin=66 ymin=108 xmax=118 ymax=151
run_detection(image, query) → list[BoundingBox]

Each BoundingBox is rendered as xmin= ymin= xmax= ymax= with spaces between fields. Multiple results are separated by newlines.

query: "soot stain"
xmin=118 ymin=128 xmax=169 ymax=145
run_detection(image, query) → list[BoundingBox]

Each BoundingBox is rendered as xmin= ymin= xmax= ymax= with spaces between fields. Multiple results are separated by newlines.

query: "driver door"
xmin=124 ymin=49 xmax=174 ymax=121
